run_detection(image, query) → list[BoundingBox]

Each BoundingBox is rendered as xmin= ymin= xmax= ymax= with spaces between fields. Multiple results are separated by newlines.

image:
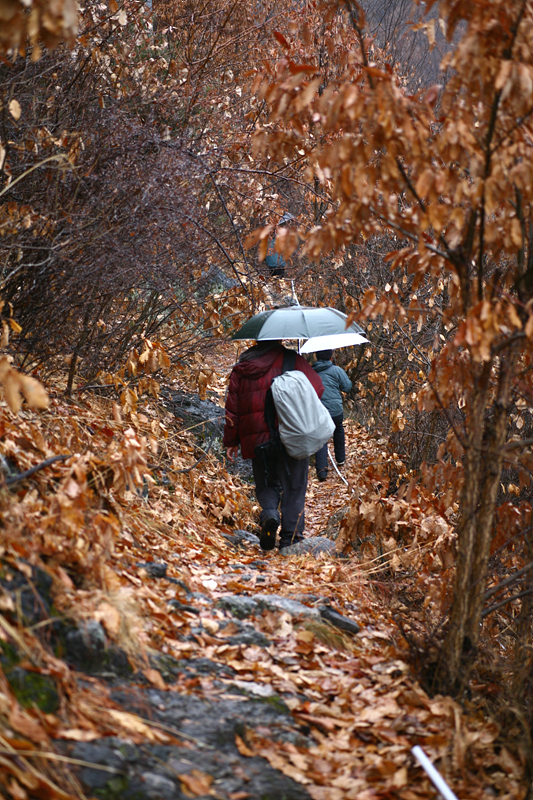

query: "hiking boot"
xmin=260 ymin=517 xmax=279 ymax=551
xmin=317 ymin=471 xmax=328 ymax=482
xmin=336 ymin=461 xmax=345 ymax=467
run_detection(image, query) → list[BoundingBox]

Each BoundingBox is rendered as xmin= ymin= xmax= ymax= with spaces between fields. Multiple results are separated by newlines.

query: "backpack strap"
xmin=264 ymin=349 xmax=297 ymax=439
xmin=282 ymin=349 xmax=297 ymax=373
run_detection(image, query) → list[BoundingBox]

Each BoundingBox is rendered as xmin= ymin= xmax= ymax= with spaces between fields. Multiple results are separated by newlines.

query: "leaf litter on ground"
xmin=0 ymin=341 xmax=526 ymax=799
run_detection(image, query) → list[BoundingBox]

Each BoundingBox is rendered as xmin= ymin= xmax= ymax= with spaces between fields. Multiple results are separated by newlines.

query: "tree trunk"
xmin=436 ymin=351 xmax=515 ymax=691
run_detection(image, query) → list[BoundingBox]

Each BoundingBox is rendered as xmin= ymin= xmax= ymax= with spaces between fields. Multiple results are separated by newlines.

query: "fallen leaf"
xmin=8 ymin=704 xmax=48 ymax=745
xmin=235 ymin=734 xmax=255 ymax=757
xmin=143 ymin=668 xmax=166 ymax=690
xmin=56 ymin=728 xmax=100 ymax=741
xmin=94 ymin=602 xmax=121 ymax=639
xmin=108 ymin=709 xmax=168 ymax=742
xmin=8 ymin=777 xmax=28 ymax=799
xmin=9 ymin=99 xmax=21 ymax=119
xmin=19 ymin=375 xmax=49 ymax=410
xmin=178 ymin=769 xmax=213 ymax=796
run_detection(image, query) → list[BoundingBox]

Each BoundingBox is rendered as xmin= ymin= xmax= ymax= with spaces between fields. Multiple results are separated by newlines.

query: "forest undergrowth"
xmin=0 ymin=342 xmax=528 ymax=800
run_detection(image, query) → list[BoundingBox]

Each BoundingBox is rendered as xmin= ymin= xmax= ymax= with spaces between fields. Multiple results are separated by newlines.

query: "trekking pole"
xmin=411 ymin=747 xmax=459 ymax=800
xmin=328 ymin=446 xmax=351 ymax=488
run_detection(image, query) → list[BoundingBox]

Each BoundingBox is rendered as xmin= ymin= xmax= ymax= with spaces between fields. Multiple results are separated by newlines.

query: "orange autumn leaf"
xmin=177 ymin=770 xmax=214 ymax=796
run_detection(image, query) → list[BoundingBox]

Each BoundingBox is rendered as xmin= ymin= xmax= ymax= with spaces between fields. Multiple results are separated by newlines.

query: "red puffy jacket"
xmin=223 ymin=344 xmax=324 ymax=460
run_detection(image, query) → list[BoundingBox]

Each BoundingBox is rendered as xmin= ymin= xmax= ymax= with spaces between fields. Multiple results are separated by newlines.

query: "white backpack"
xmin=270 ymin=356 xmax=335 ymax=459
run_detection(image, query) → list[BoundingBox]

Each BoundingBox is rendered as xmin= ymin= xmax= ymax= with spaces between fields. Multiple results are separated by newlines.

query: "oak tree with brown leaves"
xmin=251 ymin=0 xmax=533 ymax=692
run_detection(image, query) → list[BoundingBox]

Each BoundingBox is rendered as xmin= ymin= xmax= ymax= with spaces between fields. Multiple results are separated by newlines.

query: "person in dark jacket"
xmin=264 ymin=213 xmax=295 ymax=278
xmin=312 ymin=349 xmax=352 ymax=481
xmin=224 ymin=341 xmax=324 ymax=551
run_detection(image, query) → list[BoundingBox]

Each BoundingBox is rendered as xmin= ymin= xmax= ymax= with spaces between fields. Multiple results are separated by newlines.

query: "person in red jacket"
xmin=224 ymin=341 xmax=324 ymax=551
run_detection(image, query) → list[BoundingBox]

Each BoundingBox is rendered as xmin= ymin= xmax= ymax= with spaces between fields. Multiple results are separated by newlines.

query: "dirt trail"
xmin=0 ymin=343 xmax=525 ymax=800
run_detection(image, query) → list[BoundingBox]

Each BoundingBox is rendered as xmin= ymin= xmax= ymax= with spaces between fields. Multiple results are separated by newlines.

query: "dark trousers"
xmin=252 ymin=449 xmax=309 ymax=547
xmin=315 ymin=413 xmax=345 ymax=478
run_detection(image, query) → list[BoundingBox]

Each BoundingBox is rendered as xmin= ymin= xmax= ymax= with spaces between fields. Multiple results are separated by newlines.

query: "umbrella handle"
xmin=290 ymin=280 xmax=300 ymax=306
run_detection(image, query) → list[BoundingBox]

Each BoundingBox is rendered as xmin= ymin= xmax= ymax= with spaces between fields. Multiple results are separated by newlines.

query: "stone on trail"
xmin=319 ymin=605 xmax=360 ymax=634
xmin=141 ymin=772 xmax=177 ymax=800
xmin=217 ymin=593 xmax=319 ymax=620
xmin=279 ymin=536 xmax=336 ymax=557
xmin=254 ymin=594 xmax=319 ymax=619
xmin=228 ymin=627 xmax=270 ymax=647
xmin=136 ymin=561 xmax=167 ymax=578
xmin=220 ymin=529 xmax=261 ymax=548
xmin=217 ymin=595 xmax=258 ymax=618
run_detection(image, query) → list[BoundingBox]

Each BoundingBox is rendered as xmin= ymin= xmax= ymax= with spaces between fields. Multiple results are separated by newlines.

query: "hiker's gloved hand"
xmin=226 ymin=446 xmax=239 ymax=462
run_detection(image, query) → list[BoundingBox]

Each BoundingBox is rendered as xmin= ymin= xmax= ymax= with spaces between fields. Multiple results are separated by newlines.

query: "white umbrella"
xmin=232 ymin=306 xmax=366 ymax=341
xmin=300 ymin=332 xmax=369 ymax=353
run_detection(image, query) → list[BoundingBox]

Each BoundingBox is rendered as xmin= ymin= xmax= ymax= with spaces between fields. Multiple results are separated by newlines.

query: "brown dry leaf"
xmin=177 ymin=769 xmax=214 ymax=796
xmin=56 ymin=566 xmax=75 ymax=591
xmin=1 ymin=320 xmax=9 ymax=347
xmin=64 ymin=478 xmax=82 ymax=499
xmin=235 ymin=734 xmax=255 ymax=757
xmin=8 ymin=704 xmax=48 ymax=745
xmin=0 ymin=359 xmax=49 ymax=413
xmin=94 ymin=601 xmax=121 ymax=639
xmin=108 ymin=709 xmax=169 ymax=742
xmin=142 ymin=668 xmax=166 ymax=690
xmin=308 ymin=789 xmax=344 ymax=800
xmin=8 ymin=99 xmax=21 ymax=120
xmin=19 ymin=375 xmax=50 ymax=410
xmin=112 ymin=402 xmax=122 ymax=424
xmin=0 ymin=756 xmax=39 ymax=791
xmin=56 ymin=728 xmax=100 ymax=741
xmin=3 ymin=368 xmax=24 ymax=413
xmin=8 ymin=777 xmax=28 ymax=800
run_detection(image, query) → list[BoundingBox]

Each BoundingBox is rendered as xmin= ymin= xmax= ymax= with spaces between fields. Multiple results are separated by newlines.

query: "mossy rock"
xmin=94 ymin=777 xmax=124 ymax=800
xmin=0 ymin=639 xmax=21 ymax=668
xmin=257 ymin=694 xmax=291 ymax=715
xmin=7 ymin=667 xmax=59 ymax=713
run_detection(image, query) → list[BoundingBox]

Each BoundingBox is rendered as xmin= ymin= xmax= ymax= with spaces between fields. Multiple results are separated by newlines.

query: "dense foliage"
xmin=1 ymin=0 xmax=533 ymax=795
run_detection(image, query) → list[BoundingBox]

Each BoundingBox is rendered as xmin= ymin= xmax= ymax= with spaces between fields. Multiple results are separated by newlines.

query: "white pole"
xmin=411 ymin=747 xmax=459 ymax=800
xmin=291 ymin=280 xmax=300 ymax=305
xmin=328 ymin=446 xmax=350 ymax=488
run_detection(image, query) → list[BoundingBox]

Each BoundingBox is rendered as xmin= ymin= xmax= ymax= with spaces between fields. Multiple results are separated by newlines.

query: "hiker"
xmin=264 ymin=213 xmax=295 ymax=278
xmin=224 ymin=340 xmax=324 ymax=551
xmin=312 ymin=349 xmax=352 ymax=481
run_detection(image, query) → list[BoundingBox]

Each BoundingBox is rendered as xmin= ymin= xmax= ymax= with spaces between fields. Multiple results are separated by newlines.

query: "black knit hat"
xmin=315 ymin=349 xmax=333 ymax=361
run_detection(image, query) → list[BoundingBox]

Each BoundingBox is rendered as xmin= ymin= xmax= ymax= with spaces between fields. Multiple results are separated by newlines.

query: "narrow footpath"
xmin=0 ymin=344 xmax=525 ymax=800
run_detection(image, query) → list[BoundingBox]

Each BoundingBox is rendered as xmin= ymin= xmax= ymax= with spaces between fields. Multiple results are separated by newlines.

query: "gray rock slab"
xmin=221 ymin=530 xmax=261 ymax=548
xmin=228 ymin=628 xmax=270 ymax=647
xmin=217 ymin=595 xmax=258 ymax=618
xmin=254 ymin=594 xmax=319 ymax=619
xmin=141 ymin=772 xmax=177 ymax=799
xmin=319 ymin=605 xmax=360 ymax=634
xmin=279 ymin=536 xmax=336 ymax=557
xmin=218 ymin=593 xmax=320 ymax=620
xmin=64 ymin=620 xmax=106 ymax=668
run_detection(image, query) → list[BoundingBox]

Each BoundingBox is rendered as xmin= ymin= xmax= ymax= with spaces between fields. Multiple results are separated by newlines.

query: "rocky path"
xmin=0 ymin=345 xmax=525 ymax=800
xmin=1 ymin=480 xmax=522 ymax=800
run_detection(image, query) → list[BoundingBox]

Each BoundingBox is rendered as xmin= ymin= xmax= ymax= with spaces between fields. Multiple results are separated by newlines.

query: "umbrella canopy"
xmin=299 ymin=332 xmax=369 ymax=353
xmin=232 ymin=306 xmax=366 ymax=341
